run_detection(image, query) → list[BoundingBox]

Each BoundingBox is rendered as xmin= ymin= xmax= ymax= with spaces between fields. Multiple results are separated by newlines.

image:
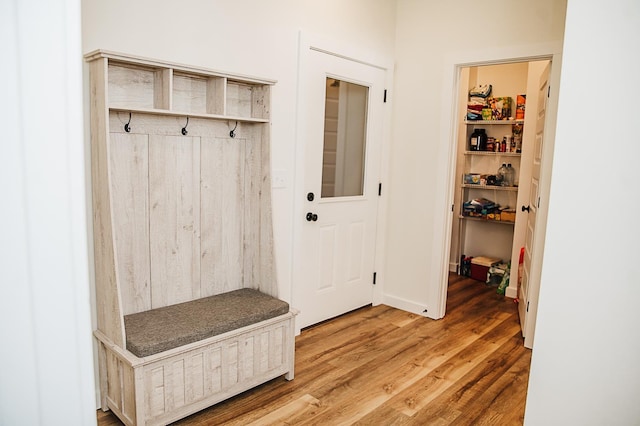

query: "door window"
xmin=321 ymin=78 xmax=369 ymax=198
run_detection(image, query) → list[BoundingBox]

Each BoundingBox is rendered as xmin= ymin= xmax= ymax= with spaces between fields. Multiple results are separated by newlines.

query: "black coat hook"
xmin=181 ymin=117 xmax=189 ymax=135
xmin=124 ymin=112 xmax=132 ymax=133
xmin=229 ymin=121 xmax=238 ymax=138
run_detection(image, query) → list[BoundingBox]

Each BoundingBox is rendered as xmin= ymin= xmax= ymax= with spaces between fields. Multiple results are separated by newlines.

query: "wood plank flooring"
xmin=97 ymin=273 xmax=531 ymax=425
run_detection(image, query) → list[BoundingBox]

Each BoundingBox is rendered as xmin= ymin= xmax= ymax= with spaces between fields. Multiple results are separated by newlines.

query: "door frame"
xmin=432 ymin=43 xmax=563 ymax=323
xmin=291 ymin=32 xmax=394 ymax=334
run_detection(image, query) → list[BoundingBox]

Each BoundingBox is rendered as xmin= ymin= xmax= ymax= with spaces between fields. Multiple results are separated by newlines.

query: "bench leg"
xmin=285 ymin=370 xmax=294 ymax=381
xmin=97 ymin=341 xmax=110 ymax=411
xmin=285 ymin=317 xmax=295 ymax=381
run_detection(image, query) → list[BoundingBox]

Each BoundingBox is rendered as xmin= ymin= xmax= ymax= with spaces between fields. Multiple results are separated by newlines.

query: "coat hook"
xmin=229 ymin=121 xmax=238 ymax=138
xmin=124 ymin=112 xmax=132 ymax=133
xmin=181 ymin=117 xmax=189 ymax=135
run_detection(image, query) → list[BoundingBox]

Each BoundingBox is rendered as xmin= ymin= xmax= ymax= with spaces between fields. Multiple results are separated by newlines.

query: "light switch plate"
xmin=272 ymin=169 xmax=287 ymax=188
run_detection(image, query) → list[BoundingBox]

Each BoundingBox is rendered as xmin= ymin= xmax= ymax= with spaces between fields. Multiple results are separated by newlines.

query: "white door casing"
xmin=293 ymin=44 xmax=386 ymax=330
xmin=519 ymin=62 xmax=551 ymax=349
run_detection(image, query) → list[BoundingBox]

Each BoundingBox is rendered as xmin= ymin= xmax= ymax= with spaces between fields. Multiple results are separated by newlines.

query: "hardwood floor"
xmin=97 ymin=273 xmax=531 ymax=425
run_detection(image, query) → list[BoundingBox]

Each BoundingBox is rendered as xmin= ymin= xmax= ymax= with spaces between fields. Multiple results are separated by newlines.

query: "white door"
xmin=294 ymin=48 xmax=386 ymax=329
xmin=518 ymin=62 xmax=551 ymax=348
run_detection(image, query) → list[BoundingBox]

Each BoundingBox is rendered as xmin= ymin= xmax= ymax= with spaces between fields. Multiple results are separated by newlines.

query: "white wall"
xmin=387 ymin=0 xmax=567 ymax=314
xmin=0 ymin=0 xmax=96 ymax=425
xmin=524 ymin=0 xmax=640 ymax=423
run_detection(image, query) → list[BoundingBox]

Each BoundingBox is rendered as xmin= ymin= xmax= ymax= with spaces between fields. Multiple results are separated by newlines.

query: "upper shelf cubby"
xmin=85 ymin=50 xmax=275 ymax=122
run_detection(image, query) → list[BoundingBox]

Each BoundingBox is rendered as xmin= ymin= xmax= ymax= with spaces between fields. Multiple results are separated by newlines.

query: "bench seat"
xmin=124 ymin=288 xmax=290 ymax=358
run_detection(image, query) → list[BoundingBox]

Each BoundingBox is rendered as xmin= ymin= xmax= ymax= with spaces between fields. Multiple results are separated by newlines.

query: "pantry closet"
xmin=450 ymin=60 xmax=549 ymax=299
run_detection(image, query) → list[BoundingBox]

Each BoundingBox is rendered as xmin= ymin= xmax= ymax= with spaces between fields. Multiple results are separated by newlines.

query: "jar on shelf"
xmin=506 ymin=163 xmax=516 ymax=186
xmin=469 ymin=128 xmax=487 ymax=151
xmin=512 ymin=123 xmax=523 ymax=153
xmin=497 ymin=163 xmax=507 ymax=186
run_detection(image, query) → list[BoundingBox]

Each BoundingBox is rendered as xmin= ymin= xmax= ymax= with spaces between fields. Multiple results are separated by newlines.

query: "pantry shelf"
xmin=464 ymin=151 xmax=520 ymax=157
xmin=109 ymin=106 xmax=270 ymax=123
xmin=459 ymin=215 xmax=515 ymax=225
xmin=464 ymin=120 xmax=524 ymax=125
xmin=461 ymin=184 xmax=518 ymax=191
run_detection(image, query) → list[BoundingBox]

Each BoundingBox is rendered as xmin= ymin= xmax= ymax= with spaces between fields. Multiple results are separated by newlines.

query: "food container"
xmin=516 ymin=95 xmax=526 ymax=120
xmin=464 ymin=173 xmax=481 ymax=184
xmin=486 ymin=137 xmax=496 ymax=152
xmin=501 ymin=209 xmax=516 ymax=222
xmin=470 ymin=256 xmax=501 ymax=282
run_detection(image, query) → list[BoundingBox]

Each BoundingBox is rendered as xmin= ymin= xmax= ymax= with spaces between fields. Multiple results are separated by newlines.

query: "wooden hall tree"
xmin=86 ymin=50 xmax=296 ymax=426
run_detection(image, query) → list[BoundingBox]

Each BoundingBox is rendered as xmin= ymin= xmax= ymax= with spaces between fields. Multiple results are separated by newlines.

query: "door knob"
xmin=306 ymin=212 xmax=318 ymax=222
xmin=521 ymin=205 xmax=530 ymax=213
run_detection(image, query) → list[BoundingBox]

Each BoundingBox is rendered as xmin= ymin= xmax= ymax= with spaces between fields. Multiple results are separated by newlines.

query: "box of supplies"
xmin=470 ymin=256 xmax=501 ymax=282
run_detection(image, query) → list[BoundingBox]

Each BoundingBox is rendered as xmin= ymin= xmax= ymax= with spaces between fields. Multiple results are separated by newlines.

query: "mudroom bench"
xmin=86 ymin=50 xmax=297 ymax=426
xmin=94 ymin=289 xmax=296 ymax=426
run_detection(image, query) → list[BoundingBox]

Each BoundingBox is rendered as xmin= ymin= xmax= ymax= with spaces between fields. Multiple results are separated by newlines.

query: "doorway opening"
xmin=442 ymin=56 xmax=558 ymax=349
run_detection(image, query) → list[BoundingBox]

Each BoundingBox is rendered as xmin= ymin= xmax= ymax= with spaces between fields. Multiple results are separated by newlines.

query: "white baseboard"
xmin=505 ymin=285 xmax=518 ymax=299
xmin=383 ymin=294 xmax=435 ymax=319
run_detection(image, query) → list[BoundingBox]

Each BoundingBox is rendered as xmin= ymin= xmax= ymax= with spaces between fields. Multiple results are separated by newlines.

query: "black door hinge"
xmin=547 ymin=85 xmax=551 ymax=97
xmin=378 ymin=183 xmax=382 ymax=196
xmin=373 ymin=272 xmax=377 ymax=285
xmin=383 ymin=89 xmax=387 ymax=103
xmin=527 ymin=301 xmax=530 ymax=312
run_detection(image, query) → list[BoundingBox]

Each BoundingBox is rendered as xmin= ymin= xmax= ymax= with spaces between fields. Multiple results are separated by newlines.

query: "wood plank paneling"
xmin=186 ymin=353 xmax=204 ymax=403
xmin=257 ymin=124 xmax=277 ymax=296
xmin=106 ymin=352 xmax=122 ymax=410
xmin=172 ymin=74 xmax=207 ymax=114
xmin=200 ymin=137 xmax=244 ymax=296
xmin=108 ymin=64 xmax=156 ymax=109
xmin=98 ymin=274 xmax=531 ymax=425
xmin=258 ymin=331 xmax=270 ymax=373
xmin=146 ymin=366 xmax=165 ymax=418
xmin=241 ymin=336 xmax=255 ymax=381
xmin=243 ymin=132 xmax=259 ymax=291
xmin=103 ymin=114 xmax=278 ymax=310
xmin=226 ymin=82 xmax=253 ymax=118
xmin=121 ymin=363 xmax=136 ymax=422
xmin=109 ymin=133 xmax=151 ymax=315
xmin=149 ymin=135 xmax=200 ymax=307
xmin=226 ymin=342 xmax=239 ymax=387
xmin=205 ymin=348 xmax=222 ymax=395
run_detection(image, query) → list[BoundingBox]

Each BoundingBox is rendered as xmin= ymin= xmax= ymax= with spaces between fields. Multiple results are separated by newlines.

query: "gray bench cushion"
xmin=124 ymin=288 xmax=289 ymax=357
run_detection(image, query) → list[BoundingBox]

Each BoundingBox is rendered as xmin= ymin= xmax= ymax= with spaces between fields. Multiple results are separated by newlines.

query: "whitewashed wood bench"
xmin=86 ymin=50 xmax=296 ymax=426
xmin=94 ymin=289 xmax=295 ymax=426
